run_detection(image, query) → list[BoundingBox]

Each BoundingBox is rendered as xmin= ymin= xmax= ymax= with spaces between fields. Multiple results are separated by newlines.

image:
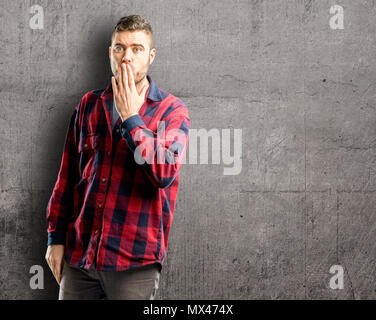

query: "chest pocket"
xmin=78 ymin=135 xmax=100 ymax=179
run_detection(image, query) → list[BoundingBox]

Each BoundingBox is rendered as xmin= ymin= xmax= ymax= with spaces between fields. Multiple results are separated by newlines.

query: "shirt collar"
xmin=145 ymin=75 xmax=163 ymax=102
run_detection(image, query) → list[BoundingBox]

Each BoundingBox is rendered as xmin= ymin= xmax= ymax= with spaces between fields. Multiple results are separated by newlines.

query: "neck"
xmin=136 ymin=76 xmax=150 ymax=96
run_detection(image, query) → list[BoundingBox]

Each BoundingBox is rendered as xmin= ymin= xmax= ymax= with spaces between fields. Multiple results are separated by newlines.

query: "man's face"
xmin=109 ymin=30 xmax=155 ymax=85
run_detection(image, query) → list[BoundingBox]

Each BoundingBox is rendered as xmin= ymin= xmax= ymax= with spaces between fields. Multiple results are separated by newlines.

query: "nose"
xmin=121 ymin=48 xmax=132 ymax=63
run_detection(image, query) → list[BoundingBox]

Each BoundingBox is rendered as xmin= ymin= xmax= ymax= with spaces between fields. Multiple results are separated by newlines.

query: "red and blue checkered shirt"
xmin=46 ymin=75 xmax=191 ymax=272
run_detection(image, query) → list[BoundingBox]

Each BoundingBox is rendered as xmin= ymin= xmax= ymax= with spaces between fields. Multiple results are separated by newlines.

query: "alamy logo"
xmin=29 ymin=265 xmax=44 ymax=289
xmin=329 ymin=5 xmax=344 ymax=30
xmin=29 ymin=5 xmax=44 ymax=30
xmin=329 ymin=265 xmax=344 ymax=290
xmin=133 ymin=121 xmax=242 ymax=175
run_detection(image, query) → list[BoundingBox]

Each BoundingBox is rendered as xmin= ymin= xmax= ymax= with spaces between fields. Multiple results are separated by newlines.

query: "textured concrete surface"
xmin=1 ymin=0 xmax=376 ymax=299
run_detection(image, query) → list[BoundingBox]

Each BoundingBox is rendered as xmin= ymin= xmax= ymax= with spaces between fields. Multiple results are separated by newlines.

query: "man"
xmin=45 ymin=15 xmax=190 ymax=300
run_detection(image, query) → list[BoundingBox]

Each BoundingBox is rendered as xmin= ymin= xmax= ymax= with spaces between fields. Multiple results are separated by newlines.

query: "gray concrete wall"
xmin=1 ymin=0 xmax=375 ymax=299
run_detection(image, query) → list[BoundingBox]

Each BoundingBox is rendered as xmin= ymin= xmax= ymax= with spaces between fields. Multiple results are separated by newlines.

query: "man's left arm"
xmin=119 ymin=103 xmax=190 ymax=189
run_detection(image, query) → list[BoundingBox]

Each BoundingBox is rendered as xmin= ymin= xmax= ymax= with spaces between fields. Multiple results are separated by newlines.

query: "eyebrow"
xmin=114 ymin=43 xmax=145 ymax=49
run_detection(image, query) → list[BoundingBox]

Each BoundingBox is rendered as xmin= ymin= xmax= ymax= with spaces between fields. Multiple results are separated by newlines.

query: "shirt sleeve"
xmin=119 ymin=101 xmax=190 ymax=189
xmin=46 ymin=105 xmax=79 ymax=245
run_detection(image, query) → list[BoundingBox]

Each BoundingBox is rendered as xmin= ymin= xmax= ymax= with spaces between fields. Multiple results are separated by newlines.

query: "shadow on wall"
xmin=71 ymin=20 xmax=114 ymax=93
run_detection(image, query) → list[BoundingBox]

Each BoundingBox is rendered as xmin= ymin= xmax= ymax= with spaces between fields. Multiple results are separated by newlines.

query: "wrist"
xmin=121 ymin=113 xmax=138 ymax=122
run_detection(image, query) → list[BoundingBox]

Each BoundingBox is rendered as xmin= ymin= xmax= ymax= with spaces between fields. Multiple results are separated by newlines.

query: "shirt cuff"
xmin=47 ymin=231 xmax=66 ymax=246
xmin=120 ymin=114 xmax=145 ymax=137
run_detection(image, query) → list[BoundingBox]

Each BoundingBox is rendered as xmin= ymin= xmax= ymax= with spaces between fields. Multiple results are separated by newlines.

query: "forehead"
xmin=112 ymin=30 xmax=150 ymax=47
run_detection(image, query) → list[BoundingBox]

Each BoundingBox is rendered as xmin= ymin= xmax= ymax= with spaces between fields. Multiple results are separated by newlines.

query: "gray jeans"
xmin=59 ymin=260 xmax=161 ymax=300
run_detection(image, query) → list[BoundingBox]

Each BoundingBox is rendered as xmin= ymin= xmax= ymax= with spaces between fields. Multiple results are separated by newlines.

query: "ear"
xmin=108 ymin=46 xmax=112 ymax=59
xmin=149 ymin=48 xmax=156 ymax=65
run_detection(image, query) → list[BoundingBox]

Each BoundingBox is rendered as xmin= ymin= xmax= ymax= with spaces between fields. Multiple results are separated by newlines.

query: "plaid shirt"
xmin=46 ymin=75 xmax=190 ymax=272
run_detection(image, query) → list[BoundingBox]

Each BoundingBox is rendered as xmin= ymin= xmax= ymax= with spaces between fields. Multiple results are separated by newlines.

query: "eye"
xmin=134 ymin=47 xmax=141 ymax=53
xmin=114 ymin=46 xmax=123 ymax=53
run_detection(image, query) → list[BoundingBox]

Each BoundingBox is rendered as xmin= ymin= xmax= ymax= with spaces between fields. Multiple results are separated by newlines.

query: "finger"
xmin=46 ymin=259 xmax=51 ymax=273
xmin=56 ymin=264 xmax=61 ymax=278
xmin=47 ymin=257 xmax=52 ymax=271
xmin=127 ymin=64 xmax=136 ymax=91
xmin=51 ymin=261 xmax=57 ymax=281
xmin=112 ymin=76 xmax=118 ymax=95
xmin=122 ymin=63 xmax=129 ymax=92
xmin=56 ymin=263 xmax=62 ymax=285
xmin=54 ymin=270 xmax=60 ymax=284
xmin=117 ymin=63 xmax=123 ymax=93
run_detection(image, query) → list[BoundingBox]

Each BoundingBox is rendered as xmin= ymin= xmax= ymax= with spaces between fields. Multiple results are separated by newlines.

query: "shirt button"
xmin=95 ymin=229 xmax=98 ymax=234
xmin=102 ymin=178 xmax=106 ymax=182
xmin=98 ymin=204 xmax=102 ymax=208
xmin=121 ymin=128 xmax=125 ymax=133
xmin=107 ymin=151 xmax=111 ymax=156
xmin=84 ymin=143 xmax=88 ymax=148
xmin=116 ymin=128 xmax=119 ymax=133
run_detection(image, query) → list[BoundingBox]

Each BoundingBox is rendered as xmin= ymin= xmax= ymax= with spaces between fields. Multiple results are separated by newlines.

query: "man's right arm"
xmin=46 ymin=104 xmax=80 ymax=246
xmin=45 ymin=103 xmax=80 ymax=284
